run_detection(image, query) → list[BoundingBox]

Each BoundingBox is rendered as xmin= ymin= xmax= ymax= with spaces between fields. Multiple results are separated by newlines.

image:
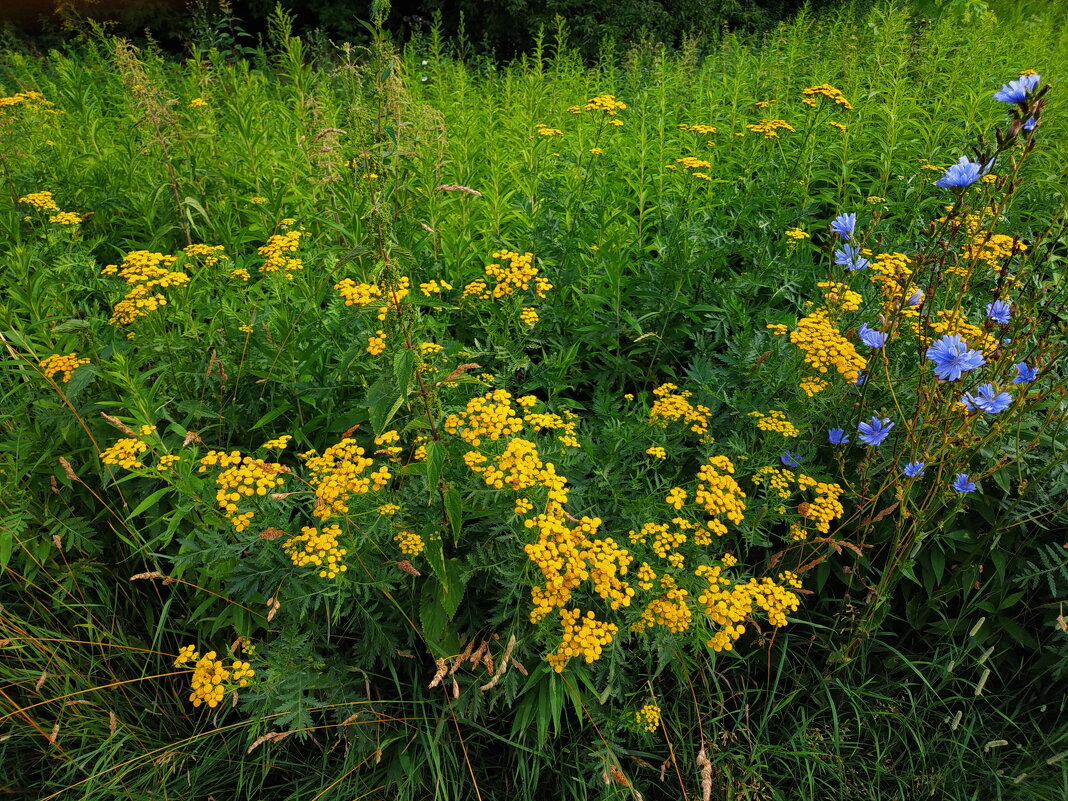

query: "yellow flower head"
xmin=636 ymin=703 xmax=661 ymax=732
xmin=40 ymin=353 xmax=89 ymax=383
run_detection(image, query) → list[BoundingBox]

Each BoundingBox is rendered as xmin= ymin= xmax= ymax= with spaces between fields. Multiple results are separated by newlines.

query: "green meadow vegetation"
xmin=1 ymin=1 xmax=1067 ymax=798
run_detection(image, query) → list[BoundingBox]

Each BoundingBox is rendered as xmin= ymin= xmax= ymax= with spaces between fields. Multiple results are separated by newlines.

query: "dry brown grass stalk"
xmin=427 ymin=658 xmax=448 ymax=689
xmin=247 ymin=730 xmax=294 ymax=754
xmin=480 ymin=634 xmax=516 ymax=690
xmin=696 ymin=744 xmax=712 ymax=801
xmin=100 ymin=413 xmax=135 ymax=436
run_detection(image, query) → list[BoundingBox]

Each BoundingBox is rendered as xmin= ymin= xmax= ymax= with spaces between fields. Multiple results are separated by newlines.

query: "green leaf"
xmin=426 ymin=440 xmax=444 ymax=498
xmin=250 ymin=404 xmax=292 ymax=431
xmin=424 ymin=531 xmax=446 ymax=585
xmin=439 ymin=558 xmax=466 ymax=620
xmin=419 ymin=580 xmax=461 ymax=656
xmin=53 ymin=319 xmax=91 ymax=334
xmin=419 ymin=590 xmax=448 ymax=654
xmin=393 ymin=348 xmax=415 ymax=396
xmin=0 ymin=513 xmax=21 ymax=569
xmin=130 ymin=486 xmax=173 ymax=519
xmin=444 ymin=488 xmax=462 ymax=542
xmin=993 ymin=469 xmax=1011 ymax=494
xmin=366 ymin=380 xmax=405 ymax=433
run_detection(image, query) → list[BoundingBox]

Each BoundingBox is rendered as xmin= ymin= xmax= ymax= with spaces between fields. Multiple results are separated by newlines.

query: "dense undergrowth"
xmin=1 ymin=2 xmax=1067 ymax=799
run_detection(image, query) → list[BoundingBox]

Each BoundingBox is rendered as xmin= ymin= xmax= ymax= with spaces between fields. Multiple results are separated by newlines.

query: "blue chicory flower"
xmin=935 ymin=156 xmax=989 ymax=189
xmin=986 ymin=300 xmax=1011 ymax=324
xmin=1013 ymin=362 xmax=1038 ymax=384
xmin=993 ymin=73 xmax=1040 ymax=103
xmin=854 ymin=371 xmax=868 ymax=386
xmin=834 ymin=244 xmax=869 ymax=271
xmin=831 ymin=212 xmax=856 ymax=240
xmin=961 ymin=383 xmax=1013 ymax=414
xmin=926 ymin=333 xmax=985 ymax=381
xmin=952 ymin=473 xmax=977 ymax=494
xmin=828 ymin=428 xmax=849 ymax=445
xmin=857 ymin=416 xmax=894 ymax=447
xmin=1024 ymin=115 xmax=1037 ymax=131
xmin=858 ymin=323 xmax=888 ymax=348
xmin=780 ymin=451 xmax=801 ymax=467
xmin=903 ymin=461 xmax=926 ymax=478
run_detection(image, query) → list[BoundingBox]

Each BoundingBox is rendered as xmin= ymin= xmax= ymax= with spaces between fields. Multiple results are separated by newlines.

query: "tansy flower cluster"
xmin=39 ymin=352 xmax=89 ymax=383
xmin=693 ymin=456 xmax=747 ymax=535
xmin=283 ymin=524 xmax=348 ymax=578
xmin=463 ymin=440 xmax=627 ymax=645
xmin=799 ymin=376 xmax=829 ymax=397
xmin=650 ymin=522 xmax=687 ymax=558
xmin=522 ymin=508 xmax=633 ymax=659
xmin=748 ymin=410 xmax=800 ymax=437
xmin=335 ymin=278 xmax=382 ymax=307
xmin=174 ymin=645 xmax=255 ymax=708
xmin=695 ymin=567 xmax=801 ymax=651
xmin=818 ymin=281 xmax=862 ymax=312
xmin=366 ymin=329 xmax=386 ymax=356
xmin=445 ymin=390 xmax=525 ymax=446
xmin=1 ymin=90 xmax=52 ymax=109
xmin=100 ymin=437 xmax=149 ymax=469
xmin=753 ymin=467 xmax=845 ymax=539
xmin=648 ymin=383 xmax=711 ymax=437
xmin=261 ymin=434 xmax=292 ymax=450
xmin=258 ymin=230 xmax=303 ymax=278
xmin=394 ymin=530 xmax=425 ymax=557
xmin=636 ymin=703 xmax=661 ymax=732
xmin=419 ymin=279 xmax=452 ymax=295
xmin=101 ymin=250 xmax=189 ymax=326
xmin=801 ymin=84 xmax=853 ymax=109
xmin=336 ymin=275 xmax=410 ymax=324
xmin=678 ymin=123 xmax=717 ymax=134
xmin=197 ymin=450 xmax=287 ymax=532
xmin=745 ymin=119 xmax=796 ymax=138
xmin=18 ymin=189 xmax=82 ymax=227
xmin=442 ymin=388 xmax=810 ymax=671
xmin=374 ymin=429 xmax=402 ymax=458
xmin=583 ymin=94 xmax=627 ymax=115
xmin=789 ymin=309 xmax=867 ymax=383
xmin=156 ymin=454 xmax=180 ymax=472
xmin=18 ymin=190 xmax=59 ymax=212
xmin=546 ymin=608 xmax=619 ymax=672
xmin=522 ymin=407 xmax=580 ymax=449
xmin=675 ymin=156 xmax=712 ymax=171
xmin=866 ymin=253 xmax=922 ymax=316
xmin=752 ymin=466 xmax=797 ymax=499
xmin=918 ymin=310 xmax=1000 ymax=357
xmin=300 ymin=438 xmax=376 ymax=519
xmin=785 ymin=227 xmax=809 ymax=243
xmin=960 ymin=232 xmax=1025 ymax=274
xmin=183 ymin=243 xmax=227 ymax=266
xmin=465 ymin=251 xmax=551 ymax=301
xmin=631 ymin=582 xmax=691 ymax=633
xmin=798 ymin=480 xmax=845 ymax=536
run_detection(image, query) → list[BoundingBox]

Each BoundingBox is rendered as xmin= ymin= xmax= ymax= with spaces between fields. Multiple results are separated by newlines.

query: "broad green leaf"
xmin=444 ymin=488 xmax=462 ymax=543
